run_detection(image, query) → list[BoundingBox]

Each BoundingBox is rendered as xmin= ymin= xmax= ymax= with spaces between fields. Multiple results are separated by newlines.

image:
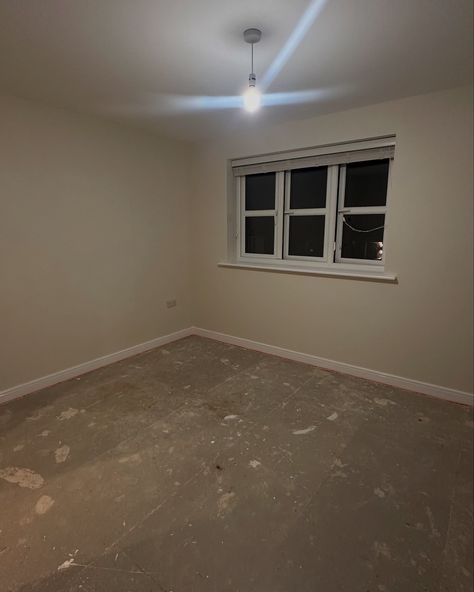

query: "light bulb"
xmin=243 ymin=86 xmax=261 ymax=113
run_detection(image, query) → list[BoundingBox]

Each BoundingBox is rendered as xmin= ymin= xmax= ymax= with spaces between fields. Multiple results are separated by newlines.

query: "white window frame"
xmin=335 ymin=162 xmax=392 ymax=267
xmin=283 ymin=167 xmax=336 ymax=263
xmin=238 ymin=173 xmax=284 ymax=260
xmin=232 ymin=137 xmax=395 ymax=274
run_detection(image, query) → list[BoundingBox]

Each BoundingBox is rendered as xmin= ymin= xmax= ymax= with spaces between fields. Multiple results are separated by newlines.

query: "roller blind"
xmin=232 ymin=144 xmax=395 ymax=177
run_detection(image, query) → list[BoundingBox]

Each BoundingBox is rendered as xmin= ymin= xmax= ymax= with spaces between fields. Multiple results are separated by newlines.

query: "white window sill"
xmin=218 ymin=262 xmax=398 ymax=283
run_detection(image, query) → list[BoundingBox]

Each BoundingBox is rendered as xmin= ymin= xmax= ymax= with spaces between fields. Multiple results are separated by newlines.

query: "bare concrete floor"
xmin=0 ymin=336 xmax=472 ymax=592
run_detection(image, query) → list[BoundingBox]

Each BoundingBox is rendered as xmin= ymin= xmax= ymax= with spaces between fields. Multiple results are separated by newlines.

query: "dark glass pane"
xmin=245 ymin=216 xmax=274 ymax=254
xmin=290 ymin=167 xmax=327 ymax=209
xmin=341 ymin=214 xmax=385 ymax=260
xmin=288 ymin=215 xmax=325 ymax=257
xmin=344 ymin=160 xmax=389 ymax=207
xmin=245 ymin=173 xmax=275 ymax=210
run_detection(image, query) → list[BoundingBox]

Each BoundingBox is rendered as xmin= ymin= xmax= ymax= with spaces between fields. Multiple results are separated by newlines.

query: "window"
xmin=232 ymin=138 xmax=394 ymax=273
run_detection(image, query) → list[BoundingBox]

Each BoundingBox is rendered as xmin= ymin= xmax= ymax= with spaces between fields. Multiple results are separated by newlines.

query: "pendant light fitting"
xmin=243 ymin=28 xmax=262 ymax=113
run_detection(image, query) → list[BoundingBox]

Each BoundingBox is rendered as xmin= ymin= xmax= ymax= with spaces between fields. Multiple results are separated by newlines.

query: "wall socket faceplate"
xmin=166 ymin=299 xmax=177 ymax=308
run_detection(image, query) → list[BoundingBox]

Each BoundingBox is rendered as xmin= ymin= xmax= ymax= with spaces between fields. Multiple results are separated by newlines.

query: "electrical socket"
xmin=166 ymin=299 xmax=177 ymax=309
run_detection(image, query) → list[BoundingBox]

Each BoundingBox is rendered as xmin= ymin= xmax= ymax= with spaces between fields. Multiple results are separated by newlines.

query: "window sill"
xmin=218 ymin=262 xmax=398 ymax=283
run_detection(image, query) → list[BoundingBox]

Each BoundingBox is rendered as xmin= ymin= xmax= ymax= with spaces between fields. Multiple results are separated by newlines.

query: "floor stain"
xmin=57 ymin=408 xmax=79 ymax=421
xmin=35 ymin=495 xmax=55 ymax=515
xmin=54 ymin=445 xmax=70 ymax=464
xmin=118 ymin=453 xmax=142 ymax=464
xmin=217 ymin=491 xmax=236 ymax=517
xmin=293 ymin=426 xmax=317 ymax=435
xmin=0 ymin=467 xmax=44 ymax=489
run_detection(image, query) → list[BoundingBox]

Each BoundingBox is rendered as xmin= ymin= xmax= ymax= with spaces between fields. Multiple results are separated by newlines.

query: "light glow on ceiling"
xmin=261 ymin=0 xmax=328 ymax=90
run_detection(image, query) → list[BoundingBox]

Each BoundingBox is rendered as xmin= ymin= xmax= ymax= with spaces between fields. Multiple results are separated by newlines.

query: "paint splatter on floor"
xmin=57 ymin=408 xmax=79 ymax=421
xmin=292 ymin=425 xmax=317 ymax=435
xmin=0 ymin=467 xmax=44 ymax=489
xmin=35 ymin=495 xmax=55 ymax=515
xmin=54 ymin=445 xmax=70 ymax=464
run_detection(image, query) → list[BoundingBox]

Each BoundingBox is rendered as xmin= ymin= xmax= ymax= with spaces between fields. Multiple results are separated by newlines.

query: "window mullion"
xmin=275 ymin=171 xmax=285 ymax=259
xmin=239 ymin=176 xmax=245 ymax=257
xmin=335 ymin=165 xmax=346 ymax=262
xmin=283 ymin=172 xmax=291 ymax=259
xmin=325 ymin=165 xmax=339 ymax=263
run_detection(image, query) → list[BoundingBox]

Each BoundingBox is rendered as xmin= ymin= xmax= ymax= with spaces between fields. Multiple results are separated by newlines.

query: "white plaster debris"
xmin=223 ymin=415 xmax=238 ymax=421
xmin=425 ymin=506 xmax=441 ymax=538
xmin=292 ymin=426 xmax=317 ymax=435
xmin=374 ymin=541 xmax=392 ymax=559
xmin=327 ymin=412 xmax=338 ymax=421
xmin=374 ymin=487 xmax=386 ymax=498
xmin=57 ymin=550 xmax=78 ymax=571
xmin=13 ymin=444 xmax=24 ymax=452
xmin=374 ymin=398 xmax=396 ymax=407
xmin=35 ymin=495 xmax=55 ymax=515
xmin=54 ymin=445 xmax=70 ymax=464
xmin=0 ymin=467 xmax=44 ymax=489
xmin=217 ymin=491 xmax=236 ymax=516
xmin=249 ymin=460 xmax=261 ymax=469
xmin=39 ymin=430 xmax=50 ymax=437
xmin=118 ymin=453 xmax=142 ymax=464
xmin=57 ymin=408 xmax=79 ymax=421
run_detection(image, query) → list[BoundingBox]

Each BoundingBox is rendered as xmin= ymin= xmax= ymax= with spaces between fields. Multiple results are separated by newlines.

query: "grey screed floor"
xmin=0 ymin=337 xmax=473 ymax=592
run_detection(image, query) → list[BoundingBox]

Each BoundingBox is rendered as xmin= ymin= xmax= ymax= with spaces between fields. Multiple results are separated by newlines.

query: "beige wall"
xmin=1 ymin=86 xmax=472 ymax=395
xmin=191 ymin=86 xmax=474 ymax=394
xmin=0 ymin=94 xmax=192 ymax=391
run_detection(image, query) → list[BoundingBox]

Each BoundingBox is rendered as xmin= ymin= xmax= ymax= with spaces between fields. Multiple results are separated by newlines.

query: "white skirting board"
xmin=1 ymin=325 xmax=472 ymax=407
xmin=0 ymin=327 xmax=194 ymax=405
xmin=194 ymin=327 xmax=474 ymax=407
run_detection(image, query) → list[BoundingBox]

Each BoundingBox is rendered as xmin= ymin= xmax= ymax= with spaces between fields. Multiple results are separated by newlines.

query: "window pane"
xmin=344 ymin=160 xmax=389 ymax=207
xmin=245 ymin=216 xmax=274 ymax=254
xmin=245 ymin=173 xmax=275 ymax=210
xmin=288 ymin=215 xmax=325 ymax=257
xmin=341 ymin=214 xmax=385 ymax=260
xmin=290 ymin=167 xmax=327 ymax=209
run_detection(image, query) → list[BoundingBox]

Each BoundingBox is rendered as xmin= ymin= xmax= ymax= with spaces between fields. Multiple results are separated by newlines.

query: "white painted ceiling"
xmin=0 ymin=0 xmax=472 ymax=141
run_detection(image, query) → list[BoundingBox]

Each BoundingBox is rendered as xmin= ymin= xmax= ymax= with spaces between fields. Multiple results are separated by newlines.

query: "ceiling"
xmin=0 ymin=0 xmax=472 ymax=142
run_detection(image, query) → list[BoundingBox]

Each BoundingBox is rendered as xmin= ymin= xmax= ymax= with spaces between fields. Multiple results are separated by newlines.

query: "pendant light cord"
xmin=343 ymin=216 xmax=385 ymax=233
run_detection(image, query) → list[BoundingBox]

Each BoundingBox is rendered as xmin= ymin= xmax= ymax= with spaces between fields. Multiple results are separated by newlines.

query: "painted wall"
xmin=191 ymin=86 xmax=474 ymax=394
xmin=0 ymin=94 xmax=192 ymax=391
